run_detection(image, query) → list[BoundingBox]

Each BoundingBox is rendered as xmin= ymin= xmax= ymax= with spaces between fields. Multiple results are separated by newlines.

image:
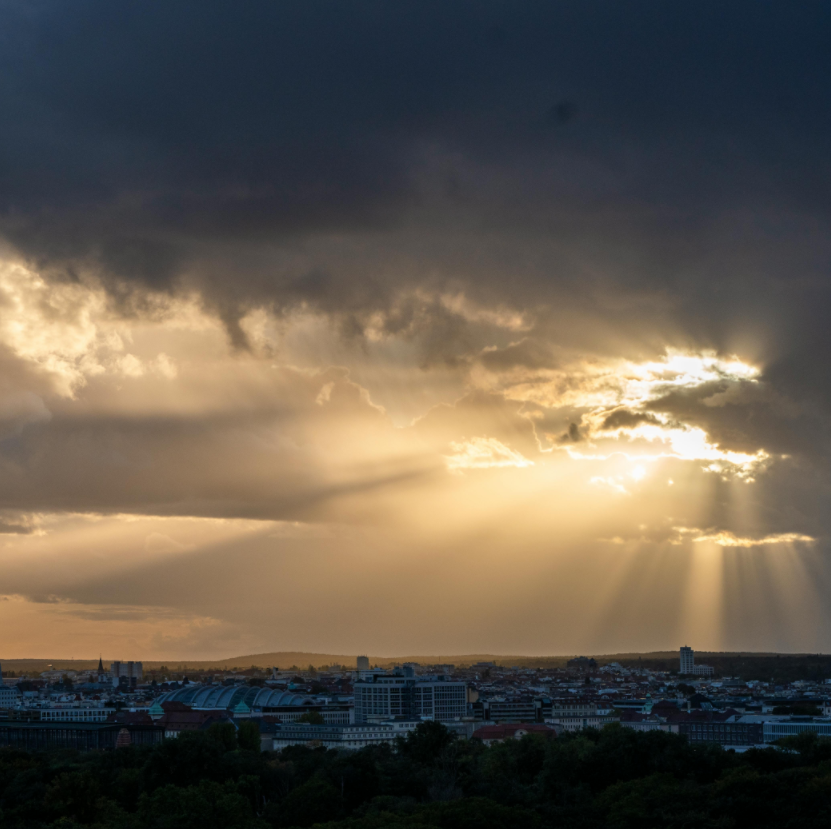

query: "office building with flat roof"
xmin=354 ymin=668 xmax=467 ymax=723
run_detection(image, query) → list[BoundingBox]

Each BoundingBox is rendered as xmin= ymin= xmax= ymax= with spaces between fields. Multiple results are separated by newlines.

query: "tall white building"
xmin=680 ymin=646 xmax=714 ymax=677
xmin=356 ymin=656 xmax=370 ymax=671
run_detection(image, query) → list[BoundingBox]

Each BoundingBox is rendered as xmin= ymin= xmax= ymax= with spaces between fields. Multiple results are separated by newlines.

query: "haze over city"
xmin=2 ymin=1 xmax=831 ymax=661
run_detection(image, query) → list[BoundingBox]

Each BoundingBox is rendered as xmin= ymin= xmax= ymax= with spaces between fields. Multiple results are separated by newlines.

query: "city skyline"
xmin=2 ymin=2 xmax=831 ymax=659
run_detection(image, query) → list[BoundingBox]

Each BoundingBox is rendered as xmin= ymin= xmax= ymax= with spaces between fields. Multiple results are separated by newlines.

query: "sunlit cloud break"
xmin=554 ymin=350 xmax=771 ymax=480
xmin=584 ymin=419 xmax=771 ymax=480
xmin=479 ymin=347 xmax=770 ymax=480
xmin=445 ymin=437 xmax=534 ymax=471
xmin=675 ymin=528 xmax=816 ymax=547
xmin=485 ymin=348 xmax=761 ymax=410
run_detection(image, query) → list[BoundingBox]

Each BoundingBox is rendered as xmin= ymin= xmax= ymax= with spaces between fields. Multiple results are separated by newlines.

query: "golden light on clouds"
xmin=689 ymin=531 xmax=816 ymax=548
xmin=0 ymin=260 xmax=823 ymax=659
xmin=1 ymin=2 xmax=831 ymax=666
xmin=445 ymin=437 xmax=534 ymax=471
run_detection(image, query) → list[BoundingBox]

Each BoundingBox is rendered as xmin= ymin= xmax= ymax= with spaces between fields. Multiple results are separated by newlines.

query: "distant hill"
xmin=1 ymin=650 xmax=822 ymax=675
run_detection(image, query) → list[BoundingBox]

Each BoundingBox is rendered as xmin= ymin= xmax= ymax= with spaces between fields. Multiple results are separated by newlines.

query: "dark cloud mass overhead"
xmin=2 ymin=2 xmax=830 ymax=318
xmin=1 ymin=1 xmax=831 ymax=657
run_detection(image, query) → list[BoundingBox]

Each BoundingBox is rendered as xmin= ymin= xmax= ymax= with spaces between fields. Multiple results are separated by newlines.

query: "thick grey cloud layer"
xmin=1 ymin=0 xmax=830 ymax=352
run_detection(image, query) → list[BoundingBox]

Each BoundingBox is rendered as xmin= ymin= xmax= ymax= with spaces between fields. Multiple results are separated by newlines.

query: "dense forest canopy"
xmin=1 ymin=722 xmax=831 ymax=828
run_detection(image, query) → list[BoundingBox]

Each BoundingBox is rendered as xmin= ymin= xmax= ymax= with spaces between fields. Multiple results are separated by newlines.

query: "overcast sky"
xmin=1 ymin=1 xmax=831 ymax=659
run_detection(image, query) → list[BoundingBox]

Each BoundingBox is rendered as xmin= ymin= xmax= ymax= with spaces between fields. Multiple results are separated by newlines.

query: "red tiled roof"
xmin=473 ymin=724 xmax=556 ymax=740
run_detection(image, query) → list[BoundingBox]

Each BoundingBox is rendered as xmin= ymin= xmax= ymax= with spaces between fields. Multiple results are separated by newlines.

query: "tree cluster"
xmin=2 ymin=721 xmax=831 ymax=828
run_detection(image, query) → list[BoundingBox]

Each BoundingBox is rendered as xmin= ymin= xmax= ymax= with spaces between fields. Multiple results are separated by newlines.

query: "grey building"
xmin=110 ymin=661 xmax=143 ymax=687
xmin=679 ymin=646 xmax=714 ymax=677
xmin=353 ymin=668 xmax=467 ymax=723
xmin=471 ymin=698 xmax=538 ymax=722
xmin=678 ymin=719 xmax=763 ymax=746
xmin=0 ymin=664 xmax=18 ymax=709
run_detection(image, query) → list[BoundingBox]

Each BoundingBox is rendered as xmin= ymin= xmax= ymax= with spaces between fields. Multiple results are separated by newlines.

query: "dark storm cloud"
xmin=600 ymin=409 xmax=664 ymax=431
xmin=1 ymin=0 xmax=830 ymax=332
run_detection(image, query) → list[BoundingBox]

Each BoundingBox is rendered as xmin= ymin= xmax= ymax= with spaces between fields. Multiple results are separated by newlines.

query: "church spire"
xmin=97 ymin=655 xmax=104 ymax=673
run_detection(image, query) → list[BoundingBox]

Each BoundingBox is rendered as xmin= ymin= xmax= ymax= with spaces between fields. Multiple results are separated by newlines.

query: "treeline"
xmin=2 ymin=723 xmax=831 ymax=828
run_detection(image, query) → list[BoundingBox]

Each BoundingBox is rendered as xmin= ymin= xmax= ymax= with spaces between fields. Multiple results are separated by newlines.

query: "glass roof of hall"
xmin=154 ymin=684 xmax=316 ymax=709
